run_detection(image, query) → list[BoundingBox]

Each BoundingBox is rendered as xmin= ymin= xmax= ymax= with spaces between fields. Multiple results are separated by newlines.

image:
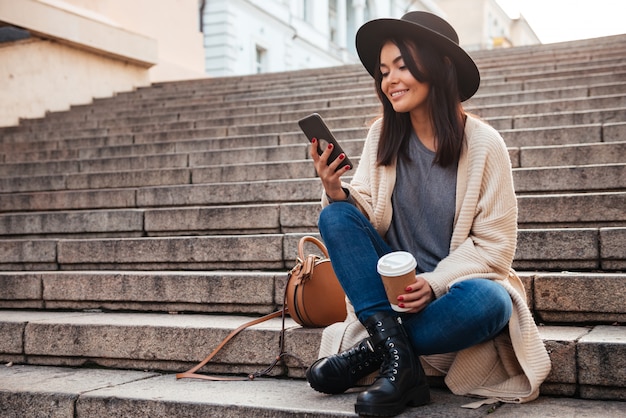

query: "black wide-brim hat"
xmin=356 ymin=11 xmax=480 ymax=101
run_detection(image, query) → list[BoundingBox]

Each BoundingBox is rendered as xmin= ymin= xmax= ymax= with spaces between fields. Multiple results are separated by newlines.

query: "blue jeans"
xmin=318 ymin=202 xmax=512 ymax=355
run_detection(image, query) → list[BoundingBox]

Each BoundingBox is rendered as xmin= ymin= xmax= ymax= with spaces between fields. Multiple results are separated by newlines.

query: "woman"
xmin=305 ymin=11 xmax=551 ymax=417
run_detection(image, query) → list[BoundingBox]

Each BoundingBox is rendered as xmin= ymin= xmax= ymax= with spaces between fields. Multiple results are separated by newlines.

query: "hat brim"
xmin=356 ymin=18 xmax=480 ymax=101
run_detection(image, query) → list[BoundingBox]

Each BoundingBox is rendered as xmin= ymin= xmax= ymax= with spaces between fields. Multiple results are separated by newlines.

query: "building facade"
xmin=437 ymin=0 xmax=539 ymax=50
xmin=200 ymin=0 xmax=540 ymax=77
xmin=0 ymin=0 xmax=205 ymax=127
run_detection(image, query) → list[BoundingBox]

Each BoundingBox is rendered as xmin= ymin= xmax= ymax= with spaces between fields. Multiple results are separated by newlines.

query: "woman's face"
xmin=379 ymin=41 xmax=430 ymax=117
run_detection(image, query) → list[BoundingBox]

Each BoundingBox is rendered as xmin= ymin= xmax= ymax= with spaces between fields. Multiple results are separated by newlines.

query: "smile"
xmin=390 ymin=90 xmax=408 ymax=97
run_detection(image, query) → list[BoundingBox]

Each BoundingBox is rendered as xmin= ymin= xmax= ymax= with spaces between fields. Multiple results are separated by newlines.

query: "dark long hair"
xmin=374 ymin=37 xmax=466 ymax=167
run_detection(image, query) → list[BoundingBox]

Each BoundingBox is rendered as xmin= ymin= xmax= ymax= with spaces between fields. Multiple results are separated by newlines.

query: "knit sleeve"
xmin=322 ymin=119 xmax=383 ymax=226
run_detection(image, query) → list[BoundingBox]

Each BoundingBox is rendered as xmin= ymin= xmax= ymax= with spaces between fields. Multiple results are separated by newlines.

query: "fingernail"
xmin=345 ymin=165 xmax=351 ymax=170
xmin=327 ymin=144 xmax=333 ymax=149
xmin=397 ymin=295 xmax=404 ymax=301
xmin=311 ymin=138 xmax=317 ymax=143
xmin=405 ymin=286 xmax=412 ymax=292
xmin=398 ymin=303 xmax=405 ymax=308
xmin=338 ymin=153 xmax=345 ymax=160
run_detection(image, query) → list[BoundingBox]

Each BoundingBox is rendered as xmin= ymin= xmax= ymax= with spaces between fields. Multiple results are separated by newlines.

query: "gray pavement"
xmin=1 ymin=364 xmax=624 ymax=417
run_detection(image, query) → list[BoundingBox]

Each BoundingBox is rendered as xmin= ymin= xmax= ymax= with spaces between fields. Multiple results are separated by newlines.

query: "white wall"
xmin=0 ymin=0 xmax=205 ymax=126
xmin=0 ymin=38 xmax=149 ymax=127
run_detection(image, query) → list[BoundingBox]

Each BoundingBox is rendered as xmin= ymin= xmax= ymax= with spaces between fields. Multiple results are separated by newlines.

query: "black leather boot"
xmin=355 ymin=312 xmax=430 ymax=417
xmin=306 ymin=337 xmax=384 ymax=394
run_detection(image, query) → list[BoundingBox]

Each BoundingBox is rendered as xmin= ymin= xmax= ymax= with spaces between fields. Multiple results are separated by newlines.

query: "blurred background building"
xmin=0 ymin=0 xmax=539 ymax=127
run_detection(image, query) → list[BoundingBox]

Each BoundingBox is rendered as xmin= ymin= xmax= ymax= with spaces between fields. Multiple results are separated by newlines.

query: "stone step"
xmin=3 ymin=83 xmax=625 ymax=143
xmin=0 ymin=228 xmax=624 ymax=271
xmin=523 ymin=71 xmax=626 ymax=92
xmin=134 ymin=53 xmax=624 ymax=96
xmin=25 ymin=166 xmax=626 ymax=222
xmin=220 ymin=70 xmax=626 ymax=107
xmin=0 ymin=166 xmax=194 ymax=193
xmin=519 ymin=141 xmax=626 ymax=168
xmin=469 ymin=81 xmax=626 ymax=107
xmin=75 ymin=63 xmax=619 ymax=111
xmin=1 ymin=192 xmax=625 ymax=238
xmin=2 ymin=105 xmax=618 ymax=161
xmin=0 ymin=271 xmax=281 ymax=314
xmin=0 ymin=131 xmax=287 ymax=162
xmin=1 ymin=271 xmax=623 ymax=323
xmin=0 ymin=133 xmax=135 ymax=156
xmin=1 ymin=158 xmax=624 ymax=198
xmin=501 ymin=124 xmax=604 ymax=148
xmin=517 ymin=192 xmax=626 ymax=228
xmin=513 ymin=163 xmax=626 ymax=193
xmin=98 ymin=60 xmax=626 ymax=104
xmin=4 ymin=119 xmax=622 ymax=169
xmin=0 ymin=310 xmax=624 ymax=400
xmin=478 ymin=53 xmax=626 ymax=76
xmin=511 ymin=107 xmax=626 ymax=129
xmin=2 ymin=134 xmax=625 ymax=187
xmin=3 ymin=89 xmax=623 ymax=149
xmin=468 ymin=94 xmax=626 ymax=119
xmin=2 ymin=365 xmax=625 ymax=418
xmin=59 ymin=77 xmax=626 ymax=120
xmin=11 ymin=77 xmax=625 ymax=133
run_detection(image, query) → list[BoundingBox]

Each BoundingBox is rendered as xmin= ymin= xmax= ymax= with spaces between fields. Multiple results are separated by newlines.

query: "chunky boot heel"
xmin=354 ymin=313 xmax=429 ymax=417
xmin=306 ymin=337 xmax=384 ymax=394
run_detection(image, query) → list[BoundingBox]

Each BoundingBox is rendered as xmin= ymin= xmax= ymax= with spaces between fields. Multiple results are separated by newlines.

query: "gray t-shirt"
xmin=385 ymin=131 xmax=457 ymax=274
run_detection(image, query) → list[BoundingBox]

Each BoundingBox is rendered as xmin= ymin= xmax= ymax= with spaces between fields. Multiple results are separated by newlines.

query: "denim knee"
xmin=318 ymin=201 xmax=360 ymax=232
xmin=404 ymin=278 xmax=513 ymax=355
xmin=453 ymin=278 xmax=513 ymax=337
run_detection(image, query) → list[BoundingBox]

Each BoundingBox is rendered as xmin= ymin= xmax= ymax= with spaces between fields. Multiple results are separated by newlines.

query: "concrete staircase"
xmin=1 ymin=34 xmax=625 ymax=417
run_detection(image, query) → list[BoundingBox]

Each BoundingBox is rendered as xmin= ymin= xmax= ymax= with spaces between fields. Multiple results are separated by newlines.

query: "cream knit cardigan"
xmin=319 ymin=115 xmax=551 ymax=403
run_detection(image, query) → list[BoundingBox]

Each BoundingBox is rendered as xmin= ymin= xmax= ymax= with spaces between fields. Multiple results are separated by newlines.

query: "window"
xmin=255 ymin=44 xmax=267 ymax=74
xmin=0 ymin=25 xmax=31 ymax=44
xmin=303 ymin=0 xmax=312 ymax=23
xmin=329 ymin=0 xmax=338 ymax=43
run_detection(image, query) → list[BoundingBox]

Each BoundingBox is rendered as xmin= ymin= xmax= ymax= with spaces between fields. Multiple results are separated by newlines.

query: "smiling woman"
xmin=379 ymin=42 xmax=431 ymax=127
xmin=304 ymin=10 xmax=551 ymax=418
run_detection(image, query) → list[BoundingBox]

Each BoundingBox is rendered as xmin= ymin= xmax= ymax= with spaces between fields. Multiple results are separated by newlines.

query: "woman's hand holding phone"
xmin=298 ymin=113 xmax=353 ymax=201
xmin=309 ymin=138 xmax=351 ymax=201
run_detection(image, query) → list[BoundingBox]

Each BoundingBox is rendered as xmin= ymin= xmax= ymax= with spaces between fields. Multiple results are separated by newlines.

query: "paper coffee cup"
xmin=377 ymin=251 xmax=417 ymax=312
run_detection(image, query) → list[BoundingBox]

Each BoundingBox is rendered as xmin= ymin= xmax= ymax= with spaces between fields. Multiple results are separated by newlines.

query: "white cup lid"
xmin=377 ymin=251 xmax=417 ymax=276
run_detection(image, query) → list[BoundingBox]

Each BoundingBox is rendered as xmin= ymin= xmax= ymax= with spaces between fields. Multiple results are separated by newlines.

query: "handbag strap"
xmin=176 ymin=236 xmax=325 ymax=381
xmin=175 ymin=309 xmax=283 ymax=381
xmin=298 ymin=236 xmax=329 ymax=260
xmin=176 ymin=273 xmax=306 ymax=381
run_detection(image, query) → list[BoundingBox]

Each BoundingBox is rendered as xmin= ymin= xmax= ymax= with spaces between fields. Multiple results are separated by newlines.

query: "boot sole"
xmin=354 ymin=384 xmax=430 ymax=417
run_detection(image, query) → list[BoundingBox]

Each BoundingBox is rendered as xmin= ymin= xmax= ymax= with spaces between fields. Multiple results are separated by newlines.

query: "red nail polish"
xmin=405 ymin=286 xmax=412 ymax=292
xmin=311 ymin=138 xmax=317 ymax=143
xmin=339 ymin=153 xmax=345 ymax=160
xmin=398 ymin=303 xmax=405 ymax=308
xmin=397 ymin=295 xmax=404 ymax=301
xmin=345 ymin=165 xmax=351 ymax=170
xmin=327 ymin=143 xmax=333 ymax=149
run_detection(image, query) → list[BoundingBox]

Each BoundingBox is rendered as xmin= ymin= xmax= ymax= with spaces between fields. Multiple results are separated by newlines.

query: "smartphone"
xmin=298 ymin=113 xmax=353 ymax=171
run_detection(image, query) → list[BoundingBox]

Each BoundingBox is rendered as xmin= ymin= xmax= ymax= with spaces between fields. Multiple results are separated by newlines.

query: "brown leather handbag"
xmin=286 ymin=236 xmax=347 ymax=327
xmin=176 ymin=236 xmax=346 ymax=381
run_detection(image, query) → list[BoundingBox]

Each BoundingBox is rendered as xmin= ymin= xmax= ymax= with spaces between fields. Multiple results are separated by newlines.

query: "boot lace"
xmin=339 ymin=339 xmax=379 ymax=375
